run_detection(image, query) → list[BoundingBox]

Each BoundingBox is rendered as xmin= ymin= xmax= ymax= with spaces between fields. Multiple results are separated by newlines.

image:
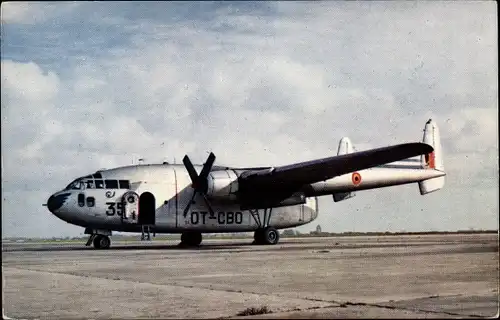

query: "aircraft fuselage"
xmin=48 ymin=164 xmax=319 ymax=233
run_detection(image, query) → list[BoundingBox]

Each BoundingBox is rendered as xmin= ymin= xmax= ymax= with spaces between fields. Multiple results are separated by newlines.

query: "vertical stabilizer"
xmin=333 ymin=137 xmax=357 ymax=202
xmin=419 ymin=119 xmax=446 ymax=195
xmin=337 ymin=137 xmax=354 ymax=155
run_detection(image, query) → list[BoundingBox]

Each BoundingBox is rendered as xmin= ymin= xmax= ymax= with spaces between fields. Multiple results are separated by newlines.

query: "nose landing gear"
xmin=92 ymin=235 xmax=111 ymax=249
xmin=84 ymin=228 xmax=112 ymax=249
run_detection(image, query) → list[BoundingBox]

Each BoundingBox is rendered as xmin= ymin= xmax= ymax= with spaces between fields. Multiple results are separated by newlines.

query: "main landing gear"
xmin=253 ymin=227 xmax=280 ymax=245
xmin=249 ymin=208 xmax=280 ymax=245
xmin=85 ymin=228 xmax=111 ymax=249
xmin=180 ymin=231 xmax=202 ymax=247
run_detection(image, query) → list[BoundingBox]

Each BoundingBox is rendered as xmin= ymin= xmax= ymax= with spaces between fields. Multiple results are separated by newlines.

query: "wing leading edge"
xmin=238 ymin=142 xmax=434 ymax=198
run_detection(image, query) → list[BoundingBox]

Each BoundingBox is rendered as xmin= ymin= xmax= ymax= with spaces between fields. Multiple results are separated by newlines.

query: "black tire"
xmin=262 ymin=227 xmax=280 ymax=245
xmin=93 ymin=235 xmax=111 ymax=249
xmin=191 ymin=232 xmax=202 ymax=246
xmin=180 ymin=232 xmax=188 ymax=244
xmin=253 ymin=229 xmax=264 ymax=245
xmin=180 ymin=232 xmax=202 ymax=246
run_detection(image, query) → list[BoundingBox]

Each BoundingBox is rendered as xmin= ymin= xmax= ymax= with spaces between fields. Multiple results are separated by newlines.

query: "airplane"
xmin=45 ymin=119 xmax=445 ymax=249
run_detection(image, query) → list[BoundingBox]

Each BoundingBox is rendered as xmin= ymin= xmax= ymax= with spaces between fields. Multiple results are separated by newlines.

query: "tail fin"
xmin=333 ymin=137 xmax=357 ymax=202
xmin=337 ymin=136 xmax=354 ymax=155
xmin=418 ymin=119 xmax=446 ymax=195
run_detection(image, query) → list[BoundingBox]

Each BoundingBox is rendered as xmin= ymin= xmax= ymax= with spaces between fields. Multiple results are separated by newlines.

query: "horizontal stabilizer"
xmin=333 ymin=192 xmax=356 ymax=202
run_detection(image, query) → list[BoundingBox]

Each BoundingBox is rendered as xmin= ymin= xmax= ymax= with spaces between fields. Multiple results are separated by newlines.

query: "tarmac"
xmin=2 ymin=233 xmax=499 ymax=319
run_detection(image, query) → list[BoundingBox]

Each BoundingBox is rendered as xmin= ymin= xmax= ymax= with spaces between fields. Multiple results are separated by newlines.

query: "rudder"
xmin=419 ymin=119 xmax=446 ymax=195
xmin=333 ymin=137 xmax=357 ymax=202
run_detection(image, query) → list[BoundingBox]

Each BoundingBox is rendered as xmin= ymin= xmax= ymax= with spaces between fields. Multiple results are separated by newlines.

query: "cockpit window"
xmin=95 ymin=179 xmax=104 ymax=189
xmin=105 ymin=180 xmax=118 ymax=189
xmin=86 ymin=196 xmax=95 ymax=207
xmin=65 ymin=180 xmax=83 ymax=190
xmin=93 ymin=172 xmax=102 ymax=179
xmin=119 ymin=180 xmax=130 ymax=189
xmin=69 ymin=178 xmax=130 ymax=189
xmin=78 ymin=193 xmax=85 ymax=207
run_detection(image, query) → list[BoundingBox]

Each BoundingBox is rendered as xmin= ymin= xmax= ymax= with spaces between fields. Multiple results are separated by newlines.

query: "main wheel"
xmin=262 ymin=227 xmax=280 ymax=245
xmin=253 ymin=229 xmax=265 ymax=245
xmin=180 ymin=232 xmax=202 ymax=246
xmin=190 ymin=232 xmax=202 ymax=246
xmin=93 ymin=235 xmax=111 ymax=249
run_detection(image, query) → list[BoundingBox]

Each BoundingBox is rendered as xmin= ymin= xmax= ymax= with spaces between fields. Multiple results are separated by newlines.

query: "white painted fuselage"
xmin=49 ymin=160 xmax=444 ymax=234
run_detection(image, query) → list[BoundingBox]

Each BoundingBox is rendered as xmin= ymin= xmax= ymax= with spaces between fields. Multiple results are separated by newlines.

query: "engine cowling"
xmin=206 ymin=170 xmax=239 ymax=200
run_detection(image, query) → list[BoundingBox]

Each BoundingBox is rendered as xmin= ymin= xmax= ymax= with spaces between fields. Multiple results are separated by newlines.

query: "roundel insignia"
xmin=105 ymin=191 xmax=115 ymax=198
xmin=352 ymin=172 xmax=362 ymax=186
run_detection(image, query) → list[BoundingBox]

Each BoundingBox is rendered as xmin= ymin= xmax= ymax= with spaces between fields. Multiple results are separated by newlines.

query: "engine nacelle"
xmin=207 ymin=170 xmax=239 ymax=200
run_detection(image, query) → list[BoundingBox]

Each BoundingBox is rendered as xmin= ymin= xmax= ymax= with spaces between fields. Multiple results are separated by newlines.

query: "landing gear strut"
xmin=84 ymin=228 xmax=112 ymax=249
xmin=180 ymin=231 xmax=202 ymax=247
xmin=249 ymin=208 xmax=280 ymax=245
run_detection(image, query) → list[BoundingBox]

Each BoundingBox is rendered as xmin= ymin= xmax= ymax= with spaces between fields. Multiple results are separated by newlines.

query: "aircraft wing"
xmin=238 ymin=142 xmax=434 ymax=196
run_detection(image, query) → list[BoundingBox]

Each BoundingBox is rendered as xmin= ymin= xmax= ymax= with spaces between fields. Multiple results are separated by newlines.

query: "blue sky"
xmin=1 ymin=1 xmax=498 ymax=238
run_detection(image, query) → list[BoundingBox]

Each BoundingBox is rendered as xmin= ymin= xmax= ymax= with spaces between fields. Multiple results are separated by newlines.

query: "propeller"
xmin=182 ymin=152 xmax=216 ymax=217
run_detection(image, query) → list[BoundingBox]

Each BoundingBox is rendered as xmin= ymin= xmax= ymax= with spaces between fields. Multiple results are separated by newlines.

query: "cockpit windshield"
xmin=65 ymin=179 xmax=83 ymax=190
xmin=64 ymin=175 xmax=131 ymax=191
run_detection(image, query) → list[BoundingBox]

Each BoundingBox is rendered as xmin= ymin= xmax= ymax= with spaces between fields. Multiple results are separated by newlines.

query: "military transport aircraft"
xmin=45 ymin=119 xmax=445 ymax=249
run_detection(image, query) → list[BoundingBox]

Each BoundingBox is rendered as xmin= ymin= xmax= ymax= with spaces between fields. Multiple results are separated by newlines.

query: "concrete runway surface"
xmin=2 ymin=234 xmax=499 ymax=319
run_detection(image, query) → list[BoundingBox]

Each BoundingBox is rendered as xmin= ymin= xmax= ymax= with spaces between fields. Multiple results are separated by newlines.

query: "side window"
xmin=105 ymin=180 xmax=118 ymax=189
xmin=78 ymin=193 xmax=85 ymax=207
xmin=85 ymin=180 xmax=95 ymax=189
xmin=86 ymin=197 xmax=95 ymax=207
xmin=119 ymin=180 xmax=130 ymax=189
xmin=95 ymin=180 xmax=104 ymax=189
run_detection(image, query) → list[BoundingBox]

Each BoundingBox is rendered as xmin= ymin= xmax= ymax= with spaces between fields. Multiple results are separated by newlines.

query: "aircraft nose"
xmin=46 ymin=193 xmax=69 ymax=213
xmin=47 ymin=195 xmax=57 ymax=213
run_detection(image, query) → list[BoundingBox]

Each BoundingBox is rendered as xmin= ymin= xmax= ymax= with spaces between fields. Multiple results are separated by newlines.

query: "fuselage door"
xmin=122 ymin=191 xmax=139 ymax=224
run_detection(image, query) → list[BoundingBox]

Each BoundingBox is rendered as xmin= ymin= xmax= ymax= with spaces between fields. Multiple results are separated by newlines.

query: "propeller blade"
xmin=183 ymin=191 xmax=197 ymax=217
xmin=183 ymin=155 xmax=199 ymax=185
xmin=201 ymin=193 xmax=215 ymax=216
xmin=199 ymin=152 xmax=216 ymax=180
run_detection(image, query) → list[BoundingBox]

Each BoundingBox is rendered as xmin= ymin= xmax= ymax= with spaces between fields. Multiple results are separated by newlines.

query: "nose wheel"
xmin=92 ymin=235 xmax=111 ymax=249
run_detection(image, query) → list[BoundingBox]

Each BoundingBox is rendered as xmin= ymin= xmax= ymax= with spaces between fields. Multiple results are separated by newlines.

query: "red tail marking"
xmin=425 ymin=152 xmax=435 ymax=169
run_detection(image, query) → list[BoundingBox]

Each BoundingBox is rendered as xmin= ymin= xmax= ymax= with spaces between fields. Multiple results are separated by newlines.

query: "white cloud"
xmin=442 ymin=108 xmax=498 ymax=153
xmin=0 ymin=2 xmax=81 ymax=25
xmin=1 ymin=60 xmax=60 ymax=101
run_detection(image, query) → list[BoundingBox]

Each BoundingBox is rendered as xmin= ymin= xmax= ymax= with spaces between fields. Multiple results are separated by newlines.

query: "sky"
xmin=1 ymin=1 xmax=498 ymax=238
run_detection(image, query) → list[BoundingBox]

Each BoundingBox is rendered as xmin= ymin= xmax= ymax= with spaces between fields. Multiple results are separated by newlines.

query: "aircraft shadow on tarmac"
xmin=2 ymin=242 xmax=257 ymax=252
xmin=3 ymin=239 xmax=497 ymax=254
